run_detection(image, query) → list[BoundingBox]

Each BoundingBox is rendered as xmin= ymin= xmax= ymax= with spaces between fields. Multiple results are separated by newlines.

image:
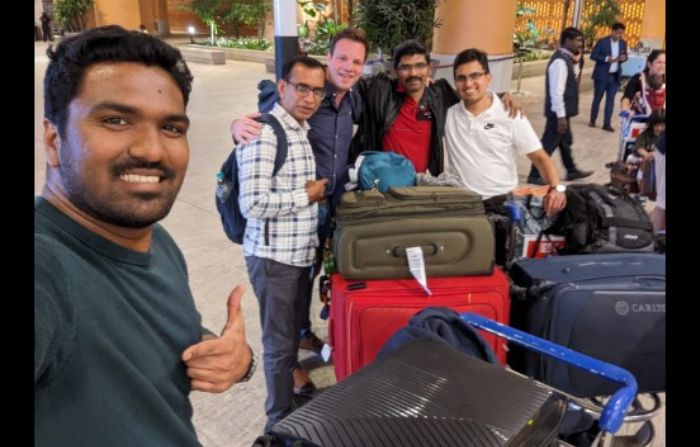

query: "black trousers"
xmin=529 ymin=116 xmax=577 ymax=180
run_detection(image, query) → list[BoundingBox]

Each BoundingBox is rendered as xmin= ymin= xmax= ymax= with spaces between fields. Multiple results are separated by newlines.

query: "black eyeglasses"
xmin=455 ymin=72 xmax=487 ymax=83
xmin=286 ymin=81 xmax=326 ymax=100
xmin=397 ymin=62 xmax=429 ymax=73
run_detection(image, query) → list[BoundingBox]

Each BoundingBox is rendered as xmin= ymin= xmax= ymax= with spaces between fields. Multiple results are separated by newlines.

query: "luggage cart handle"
xmin=460 ymin=313 xmax=637 ymax=434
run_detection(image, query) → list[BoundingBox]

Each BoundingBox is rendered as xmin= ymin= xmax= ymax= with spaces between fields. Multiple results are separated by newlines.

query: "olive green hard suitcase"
xmin=333 ymin=186 xmax=495 ymax=280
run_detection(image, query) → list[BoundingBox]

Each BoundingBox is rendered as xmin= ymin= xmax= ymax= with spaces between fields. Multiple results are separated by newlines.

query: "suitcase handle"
xmin=460 ymin=312 xmax=637 ymax=435
xmin=391 ymin=243 xmax=439 ymax=257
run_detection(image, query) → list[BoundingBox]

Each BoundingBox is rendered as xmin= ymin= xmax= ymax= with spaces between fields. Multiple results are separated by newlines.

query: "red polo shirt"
xmin=382 ymin=94 xmax=432 ymax=173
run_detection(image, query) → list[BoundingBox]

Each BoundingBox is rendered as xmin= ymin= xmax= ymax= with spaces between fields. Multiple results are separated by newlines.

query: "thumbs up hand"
xmin=181 ymin=285 xmax=253 ymax=393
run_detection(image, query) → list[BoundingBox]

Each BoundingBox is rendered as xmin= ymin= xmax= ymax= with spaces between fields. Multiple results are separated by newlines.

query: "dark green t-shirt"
xmin=35 ymin=198 xmax=204 ymax=446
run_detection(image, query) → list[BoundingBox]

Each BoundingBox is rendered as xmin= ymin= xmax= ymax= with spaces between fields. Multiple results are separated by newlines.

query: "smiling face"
xmin=278 ymin=63 xmax=326 ymax=122
xmin=454 ymin=60 xmax=492 ymax=107
xmin=43 ymin=62 xmax=190 ymax=228
xmin=648 ymin=52 xmax=666 ymax=76
xmin=564 ymin=35 xmax=584 ymax=54
xmin=326 ymin=38 xmax=366 ymax=92
xmin=396 ymin=53 xmax=431 ymax=95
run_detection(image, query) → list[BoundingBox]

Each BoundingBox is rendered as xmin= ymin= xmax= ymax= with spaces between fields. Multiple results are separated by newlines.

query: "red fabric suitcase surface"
xmin=329 ymin=270 xmax=510 ymax=381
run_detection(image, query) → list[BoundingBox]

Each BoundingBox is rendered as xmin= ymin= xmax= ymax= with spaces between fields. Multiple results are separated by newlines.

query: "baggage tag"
xmin=321 ymin=343 xmax=332 ymax=363
xmin=406 ymin=246 xmax=432 ymax=296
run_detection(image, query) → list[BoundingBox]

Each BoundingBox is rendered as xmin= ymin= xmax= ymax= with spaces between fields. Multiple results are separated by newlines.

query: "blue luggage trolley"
xmin=258 ymin=313 xmax=644 ymax=447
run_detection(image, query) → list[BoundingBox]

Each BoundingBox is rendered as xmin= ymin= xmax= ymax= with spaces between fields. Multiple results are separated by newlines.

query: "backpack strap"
xmin=257 ymin=79 xmax=278 ymax=113
xmin=256 ymin=113 xmax=288 ymax=176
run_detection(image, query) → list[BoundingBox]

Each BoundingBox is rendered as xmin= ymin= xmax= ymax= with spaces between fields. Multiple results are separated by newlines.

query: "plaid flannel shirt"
xmin=237 ymin=103 xmax=318 ymax=267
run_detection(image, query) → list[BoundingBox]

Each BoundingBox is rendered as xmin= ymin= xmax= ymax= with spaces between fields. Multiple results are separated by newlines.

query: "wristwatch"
xmin=550 ymin=184 xmax=566 ymax=193
xmin=238 ymin=345 xmax=257 ymax=383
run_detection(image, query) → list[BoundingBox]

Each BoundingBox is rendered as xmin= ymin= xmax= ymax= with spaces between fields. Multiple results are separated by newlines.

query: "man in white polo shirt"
xmin=444 ymin=48 xmax=566 ymax=264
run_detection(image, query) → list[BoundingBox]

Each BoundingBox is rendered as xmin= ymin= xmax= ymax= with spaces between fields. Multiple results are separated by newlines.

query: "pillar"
xmin=432 ymin=0 xmax=517 ymax=92
xmin=640 ymin=0 xmax=665 ymax=49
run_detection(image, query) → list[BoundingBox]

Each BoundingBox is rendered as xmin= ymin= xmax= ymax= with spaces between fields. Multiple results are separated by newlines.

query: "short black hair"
xmin=392 ymin=40 xmax=429 ymax=70
xmin=612 ymin=22 xmax=626 ymax=31
xmin=453 ymin=48 xmax=490 ymax=79
xmin=560 ymin=27 xmax=583 ymax=46
xmin=44 ymin=25 xmax=193 ymax=137
xmin=648 ymin=108 xmax=666 ymax=128
xmin=329 ymin=28 xmax=369 ymax=61
xmin=281 ymin=56 xmax=326 ymax=81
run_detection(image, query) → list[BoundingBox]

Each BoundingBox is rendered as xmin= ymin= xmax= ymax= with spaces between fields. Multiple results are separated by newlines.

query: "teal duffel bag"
xmin=349 ymin=151 xmax=417 ymax=192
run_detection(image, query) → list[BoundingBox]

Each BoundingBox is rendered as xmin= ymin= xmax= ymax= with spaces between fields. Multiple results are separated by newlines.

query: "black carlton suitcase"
xmin=264 ymin=338 xmax=568 ymax=446
xmin=508 ymin=253 xmax=665 ymax=397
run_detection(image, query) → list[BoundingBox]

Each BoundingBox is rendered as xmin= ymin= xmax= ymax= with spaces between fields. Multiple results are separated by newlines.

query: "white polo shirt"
xmin=445 ymin=93 xmax=542 ymax=199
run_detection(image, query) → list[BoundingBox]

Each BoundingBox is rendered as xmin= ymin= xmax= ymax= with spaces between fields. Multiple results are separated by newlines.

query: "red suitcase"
xmin=329 ymin=270 xmax=510 ymax=381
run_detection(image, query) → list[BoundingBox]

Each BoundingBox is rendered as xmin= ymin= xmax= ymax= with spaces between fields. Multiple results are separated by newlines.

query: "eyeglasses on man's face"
xmin=286 ymin=80 xmax=326 ymax=100
xmin=455 ymin=72 xmax=487 ymax=83
xmin=396 ymin=62 xmax=429 ymax=73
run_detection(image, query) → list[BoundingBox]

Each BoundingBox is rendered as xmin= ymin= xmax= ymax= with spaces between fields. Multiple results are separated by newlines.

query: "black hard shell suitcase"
xmin=508 ymin=253 xmax=665 ymax=397
xmin=268 ymin=338 xmax=567 ymax=446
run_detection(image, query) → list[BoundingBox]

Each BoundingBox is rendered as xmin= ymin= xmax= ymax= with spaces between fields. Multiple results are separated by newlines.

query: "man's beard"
xmin=59 ymin=153 xmax=179 ymax=229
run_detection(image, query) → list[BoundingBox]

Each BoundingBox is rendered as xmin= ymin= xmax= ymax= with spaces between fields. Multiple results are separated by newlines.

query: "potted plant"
xmin=355 ymin=0 xmax=443 ymax=66
xmin=189 ymin=0 xmax=227 ymax=44
xmin=514 ymin=3 xmax=538 ymax=93
xmin=54 ymin=0 xmax=92 ymax=34
xmin=581 ymin=0 xmax=621 ymax=52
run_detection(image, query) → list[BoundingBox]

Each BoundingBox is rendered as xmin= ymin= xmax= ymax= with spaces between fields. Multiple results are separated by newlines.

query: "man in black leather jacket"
xmin=352 ymin=41 xmax=459 ymax=175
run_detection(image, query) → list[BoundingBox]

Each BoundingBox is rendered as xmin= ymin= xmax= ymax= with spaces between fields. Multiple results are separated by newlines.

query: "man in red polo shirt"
xmin=381 ymin=49 xmax=435 ymax=173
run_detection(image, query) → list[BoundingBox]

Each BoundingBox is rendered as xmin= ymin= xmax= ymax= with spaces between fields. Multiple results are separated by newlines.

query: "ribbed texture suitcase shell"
xmin=273 ymin=339 xmax=565 ymax=446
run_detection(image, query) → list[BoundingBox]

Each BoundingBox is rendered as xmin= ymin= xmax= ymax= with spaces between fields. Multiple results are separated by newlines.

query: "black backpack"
xmin=215 ymin=114 xmax=288 ymax=244
xmin=549 ymin=184 xmax=655 ymax=253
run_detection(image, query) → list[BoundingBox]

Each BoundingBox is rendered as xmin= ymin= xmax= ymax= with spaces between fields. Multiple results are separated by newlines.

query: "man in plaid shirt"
xmin=237 ymin=56 xmax=328 ymax=431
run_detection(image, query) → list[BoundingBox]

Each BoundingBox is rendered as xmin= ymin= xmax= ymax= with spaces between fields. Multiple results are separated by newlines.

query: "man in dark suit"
xmin=589 ymin=22 xmax=628 ymax=131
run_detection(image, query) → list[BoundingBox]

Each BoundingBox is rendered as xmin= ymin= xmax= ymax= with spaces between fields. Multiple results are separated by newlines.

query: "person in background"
xmin=620 ymin=49 xmax=665 ymax=116
xmin=588 ymin=22 xmax=628 ymax=131
xmin=630 ymin=108 xmax=665 ymax=163
xmin=40 ymin=12 xmax=53 ymax=42
xmin=527 ymin=27 xmax=593 ymax=185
